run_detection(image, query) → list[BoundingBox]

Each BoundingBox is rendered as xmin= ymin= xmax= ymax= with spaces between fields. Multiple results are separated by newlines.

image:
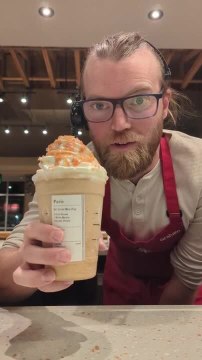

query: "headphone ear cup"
xmin=70 ymin=101 xmax=83 ymax=127
xmin=70 ymin=101 xmax=88 ymax=130
xmin=164 ymin=68 xmax=172 ymax=81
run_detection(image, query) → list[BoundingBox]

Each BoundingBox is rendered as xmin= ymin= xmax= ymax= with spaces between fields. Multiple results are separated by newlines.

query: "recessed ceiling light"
xmin=0 ymin=97 xmax=4 ymax=103
xmin=23 ymin=127 xmax=29 ymax=135
xmin=20 ymin=96 xmax=28 ymax=104
xmin=148 ymin=9 xmax=164 ymax=20
xmin=38 ymin=7 xmax=54 ymax=17
xmin=42 ymin=128 xmax=48 ymax=135
xmin=4 ymin=127 xmax=10 ymax=134
xmin=66 ymin=97 xmax=73 ymax=105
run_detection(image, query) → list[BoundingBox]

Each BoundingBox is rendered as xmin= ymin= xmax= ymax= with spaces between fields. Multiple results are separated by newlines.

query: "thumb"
xmin=98 ymin=234 xmax=108 ymax=251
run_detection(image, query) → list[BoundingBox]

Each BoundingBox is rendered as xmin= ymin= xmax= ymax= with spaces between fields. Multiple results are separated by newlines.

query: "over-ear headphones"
xmin=70 ymin=100 xmax=88 ymax=133
xmin=70 ymin=92 xmax=89 ymax=135
xmin=70 ymin=42 xmax=171 ymax=133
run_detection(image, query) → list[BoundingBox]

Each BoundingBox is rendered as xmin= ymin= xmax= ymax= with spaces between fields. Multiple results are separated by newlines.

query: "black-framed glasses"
xmin=80 ymin=92 xmax=163 ymax=123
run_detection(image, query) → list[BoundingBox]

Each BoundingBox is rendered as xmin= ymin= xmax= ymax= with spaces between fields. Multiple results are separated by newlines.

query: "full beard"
xmin=92 ymin=123 xmax=163 ymax=180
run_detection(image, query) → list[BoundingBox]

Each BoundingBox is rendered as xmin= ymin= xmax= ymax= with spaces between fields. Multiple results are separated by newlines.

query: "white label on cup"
xmin=52 ymin=195 xmax=85 ymax=262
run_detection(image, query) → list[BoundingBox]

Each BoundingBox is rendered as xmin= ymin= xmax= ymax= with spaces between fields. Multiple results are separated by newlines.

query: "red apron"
xmin=101 ymin=135 xmax=201 ymax=305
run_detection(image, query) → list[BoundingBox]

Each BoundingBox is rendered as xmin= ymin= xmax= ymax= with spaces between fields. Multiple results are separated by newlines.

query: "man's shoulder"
xmin=164 ymin=129 xmax=202 ymax=154
xmin=165 ymin=130 xmax=202 ymax=183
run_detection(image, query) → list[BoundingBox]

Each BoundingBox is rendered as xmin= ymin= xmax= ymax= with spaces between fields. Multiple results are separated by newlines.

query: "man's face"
xmin=83 ymin=48 xmax=170 ymax=180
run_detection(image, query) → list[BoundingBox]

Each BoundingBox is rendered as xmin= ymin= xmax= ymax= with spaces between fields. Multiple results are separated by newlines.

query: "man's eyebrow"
xmin=85 ymin=95 xmax=108 ymax=100
xmin=125 ymin=86 xmax=154 ymax=96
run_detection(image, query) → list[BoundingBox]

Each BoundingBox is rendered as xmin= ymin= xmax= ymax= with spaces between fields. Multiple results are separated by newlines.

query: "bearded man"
xmin=1 ymin=32 xmax=202 ymax=305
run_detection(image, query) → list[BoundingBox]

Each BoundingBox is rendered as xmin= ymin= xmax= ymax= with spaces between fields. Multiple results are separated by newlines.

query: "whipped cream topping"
xmin=32 ymin=135 xmax=108 ymax=183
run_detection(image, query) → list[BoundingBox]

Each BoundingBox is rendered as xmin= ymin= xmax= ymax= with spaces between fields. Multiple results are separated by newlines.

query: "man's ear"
xmin=162 ymin=88 xmax=172 ymax=120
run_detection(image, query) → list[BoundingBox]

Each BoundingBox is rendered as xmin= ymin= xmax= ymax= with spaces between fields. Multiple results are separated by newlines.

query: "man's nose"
xmin=111 ymin=105 xmax=131 ymax=132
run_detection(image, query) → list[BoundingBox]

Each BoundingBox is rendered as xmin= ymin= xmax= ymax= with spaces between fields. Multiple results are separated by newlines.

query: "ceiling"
xmin=1 ymin=0 xmax=202 ymax=49
xmin=0 ymin=0 xmax=202 ymax=159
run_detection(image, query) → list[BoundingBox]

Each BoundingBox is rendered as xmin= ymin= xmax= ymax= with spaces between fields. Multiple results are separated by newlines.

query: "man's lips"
xmin=110 ymin=141 xmax=137 ymax=151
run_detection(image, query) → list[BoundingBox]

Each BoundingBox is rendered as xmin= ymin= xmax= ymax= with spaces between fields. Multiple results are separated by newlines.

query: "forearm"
xmin=159 ymin=274 xmax=196 ymax=305
xmin=0 ymin=247 xmax=36 ymax=304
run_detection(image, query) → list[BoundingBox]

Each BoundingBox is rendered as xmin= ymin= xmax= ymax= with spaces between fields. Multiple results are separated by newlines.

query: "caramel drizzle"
xmin=45 ymin=135 xmax=99 ymax=167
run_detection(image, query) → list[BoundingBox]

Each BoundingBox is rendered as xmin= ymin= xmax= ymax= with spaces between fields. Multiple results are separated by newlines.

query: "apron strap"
xmin=160 ymin=135 xmax=182 ymax=218
xmin=101 ymin=179 xmax=111 ymax=231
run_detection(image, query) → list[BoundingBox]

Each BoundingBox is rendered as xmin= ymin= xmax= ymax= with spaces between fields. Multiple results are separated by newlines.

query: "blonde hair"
xmin=81 ymin=32 xmax=192 ymax=126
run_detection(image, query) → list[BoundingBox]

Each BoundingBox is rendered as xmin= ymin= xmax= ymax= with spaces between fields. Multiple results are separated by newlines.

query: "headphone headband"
xmin=144 ymin=40 xmax=171 ymax=81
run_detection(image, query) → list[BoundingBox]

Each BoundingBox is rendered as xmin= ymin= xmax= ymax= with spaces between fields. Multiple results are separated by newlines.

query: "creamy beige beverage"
xmin=32 ymin=135 xmax=108 ymax=281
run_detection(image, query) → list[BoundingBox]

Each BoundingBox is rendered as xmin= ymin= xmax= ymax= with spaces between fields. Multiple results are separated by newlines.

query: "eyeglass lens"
xmin=83 ymin=94 xmax=159 ymax=122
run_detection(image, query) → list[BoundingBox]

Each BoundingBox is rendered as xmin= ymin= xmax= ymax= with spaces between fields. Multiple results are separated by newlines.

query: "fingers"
xmin=13 ymin=265 xmax=73 ymax=292
xmin=24 ymin=221 xmax=64 ymax=245
xmin=38 ymin=280 xmax=74 ymax=293
xmin=13 ymin=266 xmax=56 ymax=288
xmin=13 ymin=221 xmax=72 ymax=291
xmin=23 ymin=221 xmax=71 ymax=266
xmin=99 ymin=236 xmax=108 ymax=251
xmin=23 ymin=244 xmax=71 ymax=266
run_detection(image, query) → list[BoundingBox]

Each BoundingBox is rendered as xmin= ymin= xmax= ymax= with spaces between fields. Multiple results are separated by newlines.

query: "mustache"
xmin=109 ymin=131 xmax=143 ymax=145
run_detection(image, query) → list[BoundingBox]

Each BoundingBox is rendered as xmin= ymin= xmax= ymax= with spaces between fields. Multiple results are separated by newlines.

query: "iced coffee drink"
xmin=32 ymin=135 xmax=108 ymax=281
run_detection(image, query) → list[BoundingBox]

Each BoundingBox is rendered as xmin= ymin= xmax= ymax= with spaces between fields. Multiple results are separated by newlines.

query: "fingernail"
xmin=51 ymin=230 xmax=63 ymax=242
xmin=57 ymin=251 xmax=70 ymax=263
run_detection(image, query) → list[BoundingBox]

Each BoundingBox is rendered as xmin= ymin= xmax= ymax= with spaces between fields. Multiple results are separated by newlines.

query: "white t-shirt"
xmin=3 ymin=130 xmax=202 ymax=290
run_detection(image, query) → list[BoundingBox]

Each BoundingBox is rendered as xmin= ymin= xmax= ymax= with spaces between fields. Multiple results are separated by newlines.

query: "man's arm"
xmin=0 ymin=247 xmax=36 ymax=304
xmin=0 ymin=197 xmax=39 ymax=304
xmin=165 ymin=189 xmax=202 ymax=305
xmin=159 ymin=273 xmax=197 ymax=305
xmin=0 ymin=197 xmax=72 ymax=305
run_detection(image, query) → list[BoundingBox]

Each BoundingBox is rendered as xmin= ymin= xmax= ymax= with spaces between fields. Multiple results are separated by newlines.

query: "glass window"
xmin=0 ymin=181 xmax=25 ymax=230
xmin=6 ymin=196 xmax=24 ymax=229
xmin=8 ymin=182 xmax=25 ymax=194
xmin=0 ymin=195 xmax=6 ymax=229
xmin=0 ymin=182 xmax=7 ymax=193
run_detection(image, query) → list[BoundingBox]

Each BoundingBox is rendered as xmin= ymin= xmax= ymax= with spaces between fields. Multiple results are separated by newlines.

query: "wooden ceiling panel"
xmin=41 ymin=48 xmax=56 ymax=88
xmin=0 ymin=47 xmax=202 ymax=91
xmin=74 ymin=49 xmax=81 ymax=87
xmin=181 ymin=51 xmax=202 ymax=89
xmin=9 ymin=49 xmax=29 ymax=87
xmin=0 ymin=46 xmax=202 ymax=92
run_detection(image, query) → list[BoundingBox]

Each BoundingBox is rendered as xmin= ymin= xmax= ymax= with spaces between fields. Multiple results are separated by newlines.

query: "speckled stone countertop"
xmin=0 ymin=306 xmax=201 ymax=359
